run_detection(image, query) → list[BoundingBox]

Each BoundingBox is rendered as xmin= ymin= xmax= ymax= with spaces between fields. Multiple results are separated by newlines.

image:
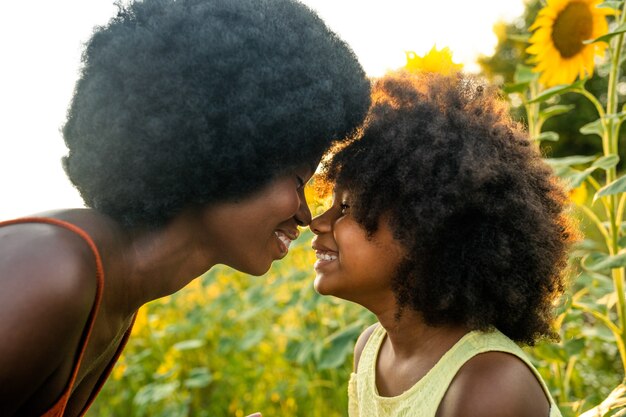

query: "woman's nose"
xmin=294 ymin=193 xmax=313 ymax=226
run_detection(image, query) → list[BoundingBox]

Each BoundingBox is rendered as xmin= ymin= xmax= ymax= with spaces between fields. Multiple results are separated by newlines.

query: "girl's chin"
xmin=313 ymin=276 xmax=343 ymax=297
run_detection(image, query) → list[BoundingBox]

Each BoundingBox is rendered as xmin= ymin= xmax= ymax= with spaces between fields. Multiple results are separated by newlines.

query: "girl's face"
xmin=200 ymin=164 xmax=315 ymax=275
xmin=310 ymin=186 xmax=406 ymax=310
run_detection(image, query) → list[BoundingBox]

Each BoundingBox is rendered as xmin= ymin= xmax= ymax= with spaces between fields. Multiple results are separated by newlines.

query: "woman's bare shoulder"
xmin=437 ymin=351 xmax=550 ymax=417
xmin=0 ymin=221 xmax=99 ymax=414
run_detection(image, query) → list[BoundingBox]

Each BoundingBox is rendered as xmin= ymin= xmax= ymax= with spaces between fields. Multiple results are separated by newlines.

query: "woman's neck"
xmin=120 ymin=209 xmax=221 ymax=311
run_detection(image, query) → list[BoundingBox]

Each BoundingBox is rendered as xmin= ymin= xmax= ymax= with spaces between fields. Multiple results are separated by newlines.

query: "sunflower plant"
xmin=505 ymin=0 xmax=626 ymax=415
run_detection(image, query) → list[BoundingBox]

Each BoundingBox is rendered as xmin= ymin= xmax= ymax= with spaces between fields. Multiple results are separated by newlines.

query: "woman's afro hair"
xmin=62 ymin=0 xmax=370 ymax=227
xmin=321 ymin=71 xmax=577 ymax=345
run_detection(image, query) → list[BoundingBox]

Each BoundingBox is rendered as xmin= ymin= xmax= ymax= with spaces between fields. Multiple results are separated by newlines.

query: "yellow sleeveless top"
xmin=348 ymin=325 xmax=562 ymax=417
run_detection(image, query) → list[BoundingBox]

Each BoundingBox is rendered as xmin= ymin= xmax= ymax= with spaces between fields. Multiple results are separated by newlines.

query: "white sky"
xmin=0 ymin=0 xmax=525 ymax=221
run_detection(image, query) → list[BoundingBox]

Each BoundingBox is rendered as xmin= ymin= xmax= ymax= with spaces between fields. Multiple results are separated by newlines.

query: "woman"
xmin=0 ymin=0 xmax=370 ymax=415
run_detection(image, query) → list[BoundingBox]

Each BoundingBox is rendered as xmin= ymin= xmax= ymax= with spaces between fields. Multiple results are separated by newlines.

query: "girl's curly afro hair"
xmin=322 ymin=71 xmax=577 ymax=345
xmin=62 ymin=0 xmax=370 ymax=228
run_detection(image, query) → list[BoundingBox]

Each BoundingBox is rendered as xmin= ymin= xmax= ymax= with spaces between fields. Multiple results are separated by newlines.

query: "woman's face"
xmin=201 ymin=164 xmax=315 ymax=275
xmin=310 ymin=186 xmax=406 ymax=310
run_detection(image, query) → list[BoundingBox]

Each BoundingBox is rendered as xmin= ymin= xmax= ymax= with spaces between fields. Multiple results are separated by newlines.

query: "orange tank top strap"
xmin=0 ymin=217 xmax=106 ymax=417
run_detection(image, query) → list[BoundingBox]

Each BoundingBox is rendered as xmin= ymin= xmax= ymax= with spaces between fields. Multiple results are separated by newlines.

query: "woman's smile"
xmin=274 ymin=229 xmax=299 ymax=256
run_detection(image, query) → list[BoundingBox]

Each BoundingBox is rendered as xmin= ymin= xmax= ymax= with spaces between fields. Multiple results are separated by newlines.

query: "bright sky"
xmin=0 ymin=0 xmax=524 ymax=221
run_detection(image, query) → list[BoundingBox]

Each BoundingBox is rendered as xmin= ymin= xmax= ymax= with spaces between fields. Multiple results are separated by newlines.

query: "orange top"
xmin=0 ymin=217 xmax=135 ymax=417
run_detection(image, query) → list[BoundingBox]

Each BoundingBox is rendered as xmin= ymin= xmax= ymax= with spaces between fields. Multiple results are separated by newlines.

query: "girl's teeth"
xmin=315 ymin=252 xmax=337 ymax=261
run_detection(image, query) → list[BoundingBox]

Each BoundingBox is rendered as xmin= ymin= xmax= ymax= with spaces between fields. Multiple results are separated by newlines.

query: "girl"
xmin=311 ymin=71 xmax=575 ymax=417
xmin=0 ymin=0 xmax=370 ymax=415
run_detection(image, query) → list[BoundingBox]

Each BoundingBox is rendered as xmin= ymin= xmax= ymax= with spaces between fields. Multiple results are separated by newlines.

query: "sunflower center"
xmin=551 ymin=2 xmax=593 ymax=58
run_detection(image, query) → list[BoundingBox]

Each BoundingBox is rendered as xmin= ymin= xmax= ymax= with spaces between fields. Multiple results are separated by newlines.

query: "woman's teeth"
xmin=275 ymin=231 xmax=292 ymax=251
xmin=315 ymin=251 xmax=337 ymax=261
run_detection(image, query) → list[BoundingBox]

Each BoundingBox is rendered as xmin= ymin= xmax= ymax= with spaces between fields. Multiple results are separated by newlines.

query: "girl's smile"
xmin=310 ymin=187 xmax=406 ymax=308
xmin=313 ymin=248 xmax=339 ymax=270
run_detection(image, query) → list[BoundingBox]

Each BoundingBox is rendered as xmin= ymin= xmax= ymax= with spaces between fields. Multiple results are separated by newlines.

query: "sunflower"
xmin=527 ymin=0 xmax=611 ymax=87
xmin=405 ymin=46 xmax=463 ymax=75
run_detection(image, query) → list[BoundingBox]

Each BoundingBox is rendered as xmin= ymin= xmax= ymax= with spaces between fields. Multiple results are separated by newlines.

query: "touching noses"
xmin=294 ymin=192 xmax=313 ymax=226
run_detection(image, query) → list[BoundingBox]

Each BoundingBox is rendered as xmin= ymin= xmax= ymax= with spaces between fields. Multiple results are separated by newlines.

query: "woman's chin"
xmin=232 ymin=259 xmax=273 ymax=277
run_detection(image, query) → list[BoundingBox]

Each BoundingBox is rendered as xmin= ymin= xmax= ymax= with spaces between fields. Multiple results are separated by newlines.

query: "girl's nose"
xmin=310 ymin=210 xmax=332 ymax=235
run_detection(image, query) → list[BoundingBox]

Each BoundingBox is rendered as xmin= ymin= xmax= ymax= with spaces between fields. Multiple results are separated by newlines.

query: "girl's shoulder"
xmin=353 ymin=323 xmax=381 ymax=371
xmin=436 ymin=349 xmax=551 ymax=417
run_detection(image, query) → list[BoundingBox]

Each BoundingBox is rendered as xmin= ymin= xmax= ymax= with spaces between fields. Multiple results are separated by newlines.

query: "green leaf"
xmin=595 ymin=175 xmax=626 ymax=201
xmin=585 ymin=21 xmax=626 ymax=44
xmin=581 ymin=252 xmax=609 ymax=271
xmin=564 ymin=338 xmax=586 ymax=356
xmin=285 ymin=339 xmax=314 ymax=364
xmin=533 ymin=343 xmax=567 ymax=363
xmin=528 ymin=79 xmax=586 ymax=104
xmin=539 ymin=104 xmax=575 ymax=120
xmin=586 ymin=252 xmax=626 ymax=271
xmin=544 ymin=155 xmax=597 ymax=168
xmin=568 ymin=168 xmax=594 ymax=189
xmin=134 ymin=382 xmax=180 ymax=406
xmin=173 ymin=339 xmax=205 ymax=351
xmin=240 ymin=329 xmax=265 ymax=350
xmin=591 ymin=154 xmax=619 ymax=170
xmin=184 ymin=368 xmax=213 ymax=389
xmin=507 ymin=33 xmax=531 ymax=43
xmin=535 ymin=131 xmax=559 ymax=142
xmin=566 ymin=155 xmax=619 ymax=188
xmin=599 ymin=1 xmax=623 ymax=9
xmin=503 ymin=82 xmax=530 ymax=95
xmin=317 ymin=324 xmax=362 ymax=369
xmin=580 ymin=118 xmax=605 ymax=137
xmin=514 ymin=64 xmax=537 ymax=84
xmin=580 ymin=325 xmax=615 ymax=342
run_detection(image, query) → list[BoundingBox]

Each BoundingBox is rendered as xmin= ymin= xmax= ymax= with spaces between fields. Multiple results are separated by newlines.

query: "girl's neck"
xmin=375 ymin=307 xmax=469 ymax=360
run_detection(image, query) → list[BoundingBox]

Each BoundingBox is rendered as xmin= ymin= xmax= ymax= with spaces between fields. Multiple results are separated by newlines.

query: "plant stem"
xmin=526 ymin=81 xmax=542 ymax=146
xmin=604 ymin=1 xmax=626 ymax=376
xmin=575 ymin=88 xmax=606 ymax=120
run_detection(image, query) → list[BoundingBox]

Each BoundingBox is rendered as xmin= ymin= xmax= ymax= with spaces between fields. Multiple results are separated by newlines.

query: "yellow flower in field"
xmin=111 ymin=361 xmax=127 ymax=380
xmin=570 ymin=182 xmax=588 ymax=205
xmin=405 ymin=46 xmax=463 ymax=75
xmin=527 ymin=0 xmax=611 ymax=87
